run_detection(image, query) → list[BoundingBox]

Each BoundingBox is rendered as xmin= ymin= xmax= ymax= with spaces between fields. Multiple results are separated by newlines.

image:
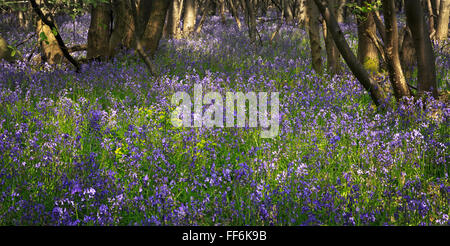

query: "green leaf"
xmin=52 ymin=27 xmax=58 ymax=37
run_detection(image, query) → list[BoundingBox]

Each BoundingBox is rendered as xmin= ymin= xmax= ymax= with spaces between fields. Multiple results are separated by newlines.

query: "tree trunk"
xmin=399 ymin=26 xmax=416 ymax=82
xmin=323 ymin=0 xmax=340 ymax=74
xmin=35 ymin=0 xmax=64 ymax=64
xmin=183 ymin=0 xmax=196 ymax=36
xmin=295 ymin=0 xmax=308 ymax=25
xmin=307 ymin=0 xmax=322 ymax=73
xmin=382 ymin=0 xmax=411 ymax=99
xmin=108 ymin=0 xmax=135 ymax=57
xmin=313 ymin=0 xmax=387 ymax=106
xmin=435 ymin=0 xmax=450 ymax=41
xmin=227 ymin=0 xmax=242 ymax=30
xmin=141 ymin=0 xmax=171 ymax=57
xmin=87 ymin=3 xmax=111 ymax=60
xmin=219 ymin=0 xmax=227 ymax=24
xmin=243 ymin=0 xmax=258 ymax=44
xmin=284 ymin=0 xmax=294 ymax=22
xmin=405 ymin=0 xmax=438 ymax=97
xmin=166 ymin=0 xmax=183 ymax=39
xmin=336 ymin=0 xmax=346 ymax=23
xmin=426 ymin=0 xmax=436 ymax=38
xmin=357 ymin=0 xmax=379 ymax=74
xmin=195 ymin=4 xmax=209 ymax=33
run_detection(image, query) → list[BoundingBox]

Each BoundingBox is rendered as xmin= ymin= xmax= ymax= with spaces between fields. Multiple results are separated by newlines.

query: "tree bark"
xmin=426 ymin=0 xmax=436 ymax=38
xmin=243 ymin=0 xmax=258 ymax=44
xmin=227 ymin=0 xmax=242 ymax=30
xmin=195 ymin=4 xmax=209 ymax=33
xmin=141 ymin=0 xmax=171 ymax=57
xmin=336 ymin=0 xmax=346 ymax=23
xmin=382 ymin=0 xmax=411 ymax=99
xmin=295 ymin=0 xmax=308 ymax=25
xmin=183 ymin=0 xmax=196 ymax=36
xmin=307 ymin=0 xmax=322 ymax=73
xmin=357 ymin=0 xmax=379 ymax=74
xmin=34 ymin=0 xmax=65 ymax=65
xmin=405 ymin=0 xmax=438 ymax=97
xmin=284 ymin=0 xmax=294 ymax=22
xmin=30 ymin=0 xmax=80 ymax=71
xmin=87 ymin=3 xmax=111 ymax=60
xmin=166 ymin=0 xmax=183 ymax=39
xmin=313 ymin=0 xmax=386 ymax=106
xmin=399 ymin=26 xmax=416 ymax=82
xmin=323 ymin=0 xmax=340 ymax=74
xmin=435 ymin=0 xmax=450 ymax=41
xmin=108 ymin=0 xmax=135 ymax=57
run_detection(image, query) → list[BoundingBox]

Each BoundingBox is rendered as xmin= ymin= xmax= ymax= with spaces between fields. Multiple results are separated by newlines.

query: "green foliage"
xmin=347 ymin=0 xmax=382 ymax=20
xmin=39 ymin=31 xmax=49 ymax=45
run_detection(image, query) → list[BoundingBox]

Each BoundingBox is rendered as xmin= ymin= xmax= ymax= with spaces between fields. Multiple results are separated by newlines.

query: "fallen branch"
xmin=67 ymin=44 xmax=87 ymax=53
xmin=29 ymin=0 xmax=80 ymax=72
xmin=17 ymin=33 xmax=37 ymax=47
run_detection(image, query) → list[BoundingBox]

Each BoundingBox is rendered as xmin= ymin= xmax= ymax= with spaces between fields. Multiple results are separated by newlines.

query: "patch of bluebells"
xmin=0 ymin=12 xmax=449 ymax=225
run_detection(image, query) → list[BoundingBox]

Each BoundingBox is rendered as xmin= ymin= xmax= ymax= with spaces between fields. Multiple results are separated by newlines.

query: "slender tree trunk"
xmin=284 ymin=0 xmax=294 ymax=21
xmin=373 ymin=10 xmax=386 ymax=43
xmin=227 ymin=0 xmax=242 ymax=30
xmin=87 ymin=3 xmax=111 ymax=60
xmin=323 ymin=0 xmax=340 ymax=74
xmin=141 ymin=0 xmax=171 ymax=57
xmin=307 ymin=0 xmax=322 ymax=73
xmin=183 ymin=0 xmax=196 ymax=36
xmin=405 ymin=0 xmax=438 ymax=97
xmin=108 ymin=0 xmax=135 ymax=57
xmin=382 ymin=0 xmax=411 ymax=99
xmin=399 ymin=26 xmax=416 ymax=82
xmin=336 ymin=0 xmax=346 ymax=23
xmin=219 ymin=0 xmax=227 ymax=24
xmin=195 ymin=4 xmax=209 ymax=33
xmin=431 ymin=0 xmax=440 ymax=28
xmin=166 ymin=0 xmax=183 ymax=39
xmin=295 ymin=0 xmax=308 ymax=25
xmin=357 ymin=0 xmax=378 ymax=74
xmin=313 ymin=0 xmax=387 ymax=106
xmin=435 ymin=0 xmax=450 ymax=41
xmin=243 ymin=0 xmax=258 ymax=44
xmin=426 ymin=0 xmax=436 ymax=38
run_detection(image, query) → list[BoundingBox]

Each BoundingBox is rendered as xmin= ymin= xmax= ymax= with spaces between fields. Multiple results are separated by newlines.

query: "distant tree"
xmin=166 ymin=0 xmax=183 ymax=39
xmin=183 ymin=0 xmax=196 ymax=36
xmin=108 ymin=0 xmax=135 ymax=57
xmin=323 ymin=0 xmax=340 ymax=74
xmin=140 ymin=0 xmax=171 ymax=57
xmin=405 ymin=0 xmax=438 ymax=97
xmin=227 ymin=0 xmax=242 ymax=30
xmin=307 ymin=0 xmax=322 ymax=73
xmin=313 ymin=0 xmax=387 ymax=106
xmin=242 ymin=0 xmax=258 ymax=44
xmin=284 ymin=0 xmax=294 ymax=21
xmin=356 ymin=0 xmax=379 ymax=74
xmin=435 ymin=0 xmax=449 ymax=42
xmin=382 ymin=0 xmax=410 ymax=99
xmin=87 ymin=1 xmax=111 ymax=60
